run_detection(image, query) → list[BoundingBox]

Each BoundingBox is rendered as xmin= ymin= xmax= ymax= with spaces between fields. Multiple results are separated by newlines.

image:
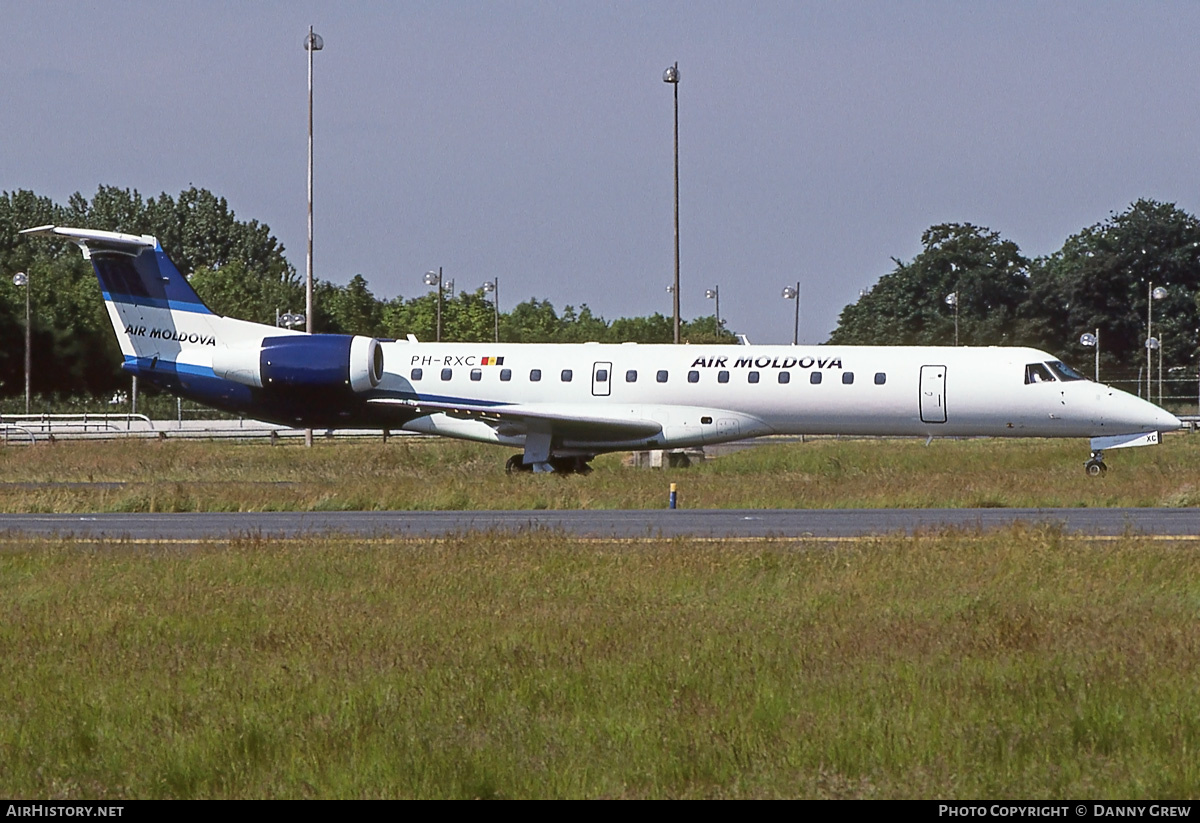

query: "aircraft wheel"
xmin=505 ymin=454 xmax=530 ymax=474
xmin=1085 ymin=459 xmax=1106 ymax=477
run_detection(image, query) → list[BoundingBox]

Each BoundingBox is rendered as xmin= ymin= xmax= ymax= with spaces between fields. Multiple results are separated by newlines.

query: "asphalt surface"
xmin=0 ymin=508 xmax=1198 ymax=540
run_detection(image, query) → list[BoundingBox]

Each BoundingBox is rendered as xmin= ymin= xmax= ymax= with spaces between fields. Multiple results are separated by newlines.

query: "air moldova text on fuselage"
xmin=690 ymin=356 xmax=843 ymax=370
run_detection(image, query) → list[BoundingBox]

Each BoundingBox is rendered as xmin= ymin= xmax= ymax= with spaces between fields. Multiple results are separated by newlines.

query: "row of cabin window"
xmin=695 ymin=370 xmax=886 ymax=385
xmin=408 ymin=367 xmax=887 ymax=386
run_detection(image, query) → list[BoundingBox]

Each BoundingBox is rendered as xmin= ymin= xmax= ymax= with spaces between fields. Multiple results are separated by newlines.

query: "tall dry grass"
xmin=1 ymin=528 xmax=1198 ymax=798
xmin=0 ymin=434 xmax=1198 ymax=512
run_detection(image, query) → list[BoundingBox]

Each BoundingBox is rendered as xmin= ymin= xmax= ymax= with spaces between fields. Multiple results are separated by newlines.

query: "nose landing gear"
xmin=1084 ymin=450 xmax=1108 ymax=476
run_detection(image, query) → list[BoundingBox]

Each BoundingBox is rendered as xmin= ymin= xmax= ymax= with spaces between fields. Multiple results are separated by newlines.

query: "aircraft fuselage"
xmin=23 ymin=224 xmax=1181 ymax=472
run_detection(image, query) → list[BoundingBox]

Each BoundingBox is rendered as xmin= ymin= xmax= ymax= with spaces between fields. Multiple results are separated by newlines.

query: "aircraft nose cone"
xmin=1158 ymin=408 xmax=1183 ymax=432
xmin=1135 ymin=396 xmax=1181 ymax=432
xmin=1103 ymin=390 xmax=1182 ymax=433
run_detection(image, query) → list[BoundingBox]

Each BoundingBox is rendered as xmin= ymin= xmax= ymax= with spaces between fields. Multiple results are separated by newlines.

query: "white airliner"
xmin=24 ymin=225 xmax=1180 ymax=475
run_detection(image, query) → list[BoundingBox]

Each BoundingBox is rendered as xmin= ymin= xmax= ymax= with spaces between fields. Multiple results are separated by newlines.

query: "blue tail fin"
xmin=20 ymin=225 xmax=229 ymax=375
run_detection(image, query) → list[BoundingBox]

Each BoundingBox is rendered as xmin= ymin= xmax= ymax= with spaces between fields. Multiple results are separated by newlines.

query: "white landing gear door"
xmin=920 ymin=365 xmax=947 ymax=424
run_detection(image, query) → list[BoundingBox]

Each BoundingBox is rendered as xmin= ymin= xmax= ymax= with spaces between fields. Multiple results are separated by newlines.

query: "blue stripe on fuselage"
xmin=121 ymin=355 xmax=215 ymax=378
xmin=122 ymin=356 xmax=259 ymax=417
xmin=121 ymin=361 xmax=502 ymax=427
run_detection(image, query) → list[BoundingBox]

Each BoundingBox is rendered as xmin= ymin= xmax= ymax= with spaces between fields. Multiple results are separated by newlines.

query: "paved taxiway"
xmin=0 ymin=508 xmax=1198 ymax=540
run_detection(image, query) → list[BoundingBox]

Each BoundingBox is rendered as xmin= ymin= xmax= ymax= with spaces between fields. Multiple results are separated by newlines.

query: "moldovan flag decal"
xmin=481 ymin=356 xmax=505 ymax=366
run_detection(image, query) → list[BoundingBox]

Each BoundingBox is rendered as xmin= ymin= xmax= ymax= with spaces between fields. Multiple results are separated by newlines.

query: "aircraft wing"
xmin=366 ymin=397 xmax=663 ymax=439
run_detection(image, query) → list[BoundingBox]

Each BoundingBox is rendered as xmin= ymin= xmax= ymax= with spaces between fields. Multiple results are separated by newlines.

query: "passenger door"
xmin=919 ymin=365 xmax=947 ymax=424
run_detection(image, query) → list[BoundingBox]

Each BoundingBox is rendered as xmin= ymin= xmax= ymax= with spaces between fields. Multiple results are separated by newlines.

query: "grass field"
xmin=0 ymin=433 xmax=1199 ymax=512
xmin=1 ymin=528 xmax=1198 ymax=798
xmin=2 ymin=436 xmax=1198 ymax=798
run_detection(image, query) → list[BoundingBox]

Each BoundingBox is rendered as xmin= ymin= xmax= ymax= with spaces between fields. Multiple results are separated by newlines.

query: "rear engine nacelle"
xmin=213 ymin=334 xmax=384 ymax=394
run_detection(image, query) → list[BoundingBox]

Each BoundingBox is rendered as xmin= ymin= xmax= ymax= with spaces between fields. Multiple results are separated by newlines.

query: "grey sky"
xmin=4 ymin=1 xmax=1199 ymax=344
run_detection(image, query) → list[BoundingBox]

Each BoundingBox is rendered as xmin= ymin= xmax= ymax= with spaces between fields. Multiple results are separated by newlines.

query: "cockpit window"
xmin=1046 ymin=360 xmax=1086 ymax=382
xmin=1025 ymin=363 xmax=1056 ymax=384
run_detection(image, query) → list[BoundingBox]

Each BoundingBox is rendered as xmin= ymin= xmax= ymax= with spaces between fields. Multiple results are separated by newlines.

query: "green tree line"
xmin=0 ymin=186 xmax=734 ymax=403
xmin=829 ymin=200 xmax=1200 ymax=381
xmin=4 ymin=187 xmax=1198 ymax=406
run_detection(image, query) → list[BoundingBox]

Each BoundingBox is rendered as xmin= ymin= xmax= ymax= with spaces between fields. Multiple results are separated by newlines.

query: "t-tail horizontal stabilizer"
xmin=19 ymin=225 xmax=213 ymax=315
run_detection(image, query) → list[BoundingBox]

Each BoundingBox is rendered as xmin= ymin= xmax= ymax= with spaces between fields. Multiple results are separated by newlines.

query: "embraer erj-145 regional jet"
xmin=24 ymin=225 xmax=1181 ymax=475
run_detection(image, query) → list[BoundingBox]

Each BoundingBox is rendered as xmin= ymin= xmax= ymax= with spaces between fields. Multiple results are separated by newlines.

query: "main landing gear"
xmin=1084 ymin=450 xmax=1108 ymax=477
xmin=505 ymin=454 xmax=594 ymax=475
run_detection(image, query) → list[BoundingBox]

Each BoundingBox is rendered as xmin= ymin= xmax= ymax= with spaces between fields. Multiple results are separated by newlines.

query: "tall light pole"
xmin=304 ymin=26 xmax=323 ymax=449
xmin=1080 ymin=330 xmax=1100 ymax=382
xmin=781 ymin=283 xmax=800 ymax=345
xmin=12 ymin=272 xmax=29 ymax=414
xmin=945 ymin=291 xmax=959 ymax=346
xmin=663 ymin=62 xmax=680 ymax=344
xmin=482 ymin=278 xmax=499 ymax=343
xmin=277 ymin=310 xmax=305 ymax=328
xmin=1147 ymin=284 xmax=1167 ymax=401
xmin=705 ymin=286 xmax=720 ymax=329
xmin=424 ymin=269 xmax=444 ymax=342
xmin=1159 ymin=331 xmax=1165 ymax=406
xmin=304 ymin=26 xmax=323 ymax=337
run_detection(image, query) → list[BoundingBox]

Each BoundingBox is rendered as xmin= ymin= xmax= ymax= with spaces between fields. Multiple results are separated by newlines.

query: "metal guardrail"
xmin=0 ymin=412 xmax=155 ymax=432
xmin=0 ymin=423 xmax=37 ymax=445
xmin=0 ymin=413 xmax=157 ymax=444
